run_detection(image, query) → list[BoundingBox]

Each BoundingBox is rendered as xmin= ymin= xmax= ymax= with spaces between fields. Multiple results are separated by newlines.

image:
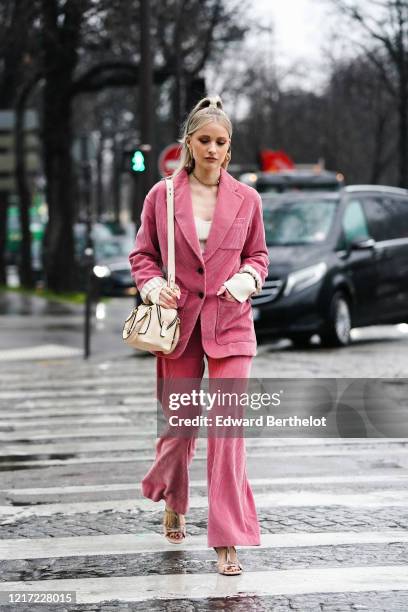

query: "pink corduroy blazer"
xmin=128 ymin=167 xmax=270 ymax=359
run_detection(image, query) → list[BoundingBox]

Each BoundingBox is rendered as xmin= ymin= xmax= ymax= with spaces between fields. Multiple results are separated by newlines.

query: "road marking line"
xmin=1 ymin=531 xmax=408 ymax=560
xmin=0 ymin=389 xmax=153 ymax=399
xmin=0 ymin=427 xmax=156 ymax=441
xmin=1 ymin=490 xmax=408 ymax=520
xmin=1 ymin=565 xmax=408 ymax=602
xmin=2 ymin=474 xmax=408 ymax=496
xmin=0 ymin=416 xmax=131 ymax=429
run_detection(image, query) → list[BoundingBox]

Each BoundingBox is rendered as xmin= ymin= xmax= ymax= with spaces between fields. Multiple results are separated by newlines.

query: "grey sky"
xmin=252 ymin=0 xmax=329 ymax=62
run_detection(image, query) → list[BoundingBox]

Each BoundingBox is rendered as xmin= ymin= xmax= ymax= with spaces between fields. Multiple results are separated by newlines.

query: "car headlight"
xmin=93 ymin=265 xmax=111 ymax=278
xmin=283 ymin=262 xmax=327 ymax=296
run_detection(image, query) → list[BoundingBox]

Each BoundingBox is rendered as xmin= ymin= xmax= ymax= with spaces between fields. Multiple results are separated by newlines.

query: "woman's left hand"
xmin=216 ymin=285 xmax=238 ymax=302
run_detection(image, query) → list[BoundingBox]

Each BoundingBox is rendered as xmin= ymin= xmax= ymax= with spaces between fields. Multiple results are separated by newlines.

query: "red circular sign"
xmin=158 ymin=143 xmax=182 ymax=177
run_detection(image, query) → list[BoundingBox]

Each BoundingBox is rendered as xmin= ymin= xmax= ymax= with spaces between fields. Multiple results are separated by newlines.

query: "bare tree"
xmin=28 ymin=0 xmax=246 ymax=291
xmin=327 ymin=0 xmax=408 ymax=186
xmin=153 ymin=0 xmax=249 ymax=136
xmin=323 ymin=55 xmax=396 ymax=183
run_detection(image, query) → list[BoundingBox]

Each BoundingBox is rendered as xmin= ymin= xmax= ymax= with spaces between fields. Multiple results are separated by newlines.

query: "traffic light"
xmin=131 ymin=149 xmax=145 ymax=173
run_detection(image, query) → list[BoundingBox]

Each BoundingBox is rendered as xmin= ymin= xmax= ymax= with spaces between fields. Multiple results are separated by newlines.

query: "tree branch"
xmin=71 ymin=61 xmax=172 ymax=95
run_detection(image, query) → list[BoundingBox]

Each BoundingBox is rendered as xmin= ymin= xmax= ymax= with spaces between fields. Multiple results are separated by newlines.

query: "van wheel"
xmin=289 ymin=332 xmax=312 ymax=348
xmin=320 ymin=291 xmax=351 ymax=347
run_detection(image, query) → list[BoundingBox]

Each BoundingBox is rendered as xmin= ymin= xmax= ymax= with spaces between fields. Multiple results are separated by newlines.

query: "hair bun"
xmin=199 ymin=95 xmax=223 ymax=110
xmin=209 ymin=95 xmax=223 ymax=109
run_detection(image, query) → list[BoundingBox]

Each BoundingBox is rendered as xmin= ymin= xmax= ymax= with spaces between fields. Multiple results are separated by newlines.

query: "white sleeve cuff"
xmin=147 ymin=286 xmax=164 ymax=305
xmin=140 ymin=276 xmax=167 ymax=304
xmin=223 ymin=272 xmax=257 ymax=303
xmin=238 ymin=264 xmax=263 ymax=295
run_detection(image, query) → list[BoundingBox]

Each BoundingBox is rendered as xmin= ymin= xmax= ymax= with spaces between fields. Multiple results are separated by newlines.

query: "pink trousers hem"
xmin=208 ymin=539 xmax=261 ymax=547
xmin=141 ymin=480 xmax=189 ymax=515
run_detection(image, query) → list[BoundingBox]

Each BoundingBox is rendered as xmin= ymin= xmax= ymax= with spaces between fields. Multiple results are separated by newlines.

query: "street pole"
xmin=80 ymin=135 xmax=94 ymax=359
xmin=140 ymin=0 xmax=154 ymax=193
xmin=136 ymin=0 xmax=154 ymax=309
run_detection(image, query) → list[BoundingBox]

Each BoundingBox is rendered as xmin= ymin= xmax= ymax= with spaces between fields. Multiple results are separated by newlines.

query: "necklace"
xmin=192 ymin=171 xmax=220 ymax=187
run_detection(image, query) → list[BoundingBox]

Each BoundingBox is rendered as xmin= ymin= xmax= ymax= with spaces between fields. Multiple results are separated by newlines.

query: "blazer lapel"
xmin=173 ymin=167 xmax=244 ymax=263
xmin=173 ymin=168 xmax=203 ymax=263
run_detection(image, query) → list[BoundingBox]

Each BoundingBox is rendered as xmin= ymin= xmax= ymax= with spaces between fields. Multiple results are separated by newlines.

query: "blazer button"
xmin=197 ymin=267 xmax=204 ymax=274
xmin=198 ymin=291 xmax=204 ymax=298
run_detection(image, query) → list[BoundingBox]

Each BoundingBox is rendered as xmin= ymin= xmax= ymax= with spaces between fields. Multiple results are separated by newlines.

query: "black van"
xmin=252 ymin=186 xmax=408 ymax=347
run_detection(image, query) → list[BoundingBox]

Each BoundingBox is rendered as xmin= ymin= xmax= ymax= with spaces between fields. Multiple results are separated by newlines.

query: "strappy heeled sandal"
xmin=213 ymin=546 xmax=243 ymax=575
xmin=163 ymin=506 xmax=186 ymax=544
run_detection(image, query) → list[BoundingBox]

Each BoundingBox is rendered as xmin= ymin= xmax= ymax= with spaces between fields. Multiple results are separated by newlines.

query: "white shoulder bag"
xmin=122 ymin=177 xmax=180 ymax=354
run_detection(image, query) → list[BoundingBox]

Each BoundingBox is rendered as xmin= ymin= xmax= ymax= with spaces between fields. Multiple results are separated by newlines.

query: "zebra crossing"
xmin=1 ymin=357 xmax=408 ymax=610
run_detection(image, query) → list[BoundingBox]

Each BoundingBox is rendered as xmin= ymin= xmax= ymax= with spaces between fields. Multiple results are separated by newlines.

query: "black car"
xmin=252 ymin=186 xmax=408 ymax=347
xmin=74 ymin=223 xmax=136 ymax=297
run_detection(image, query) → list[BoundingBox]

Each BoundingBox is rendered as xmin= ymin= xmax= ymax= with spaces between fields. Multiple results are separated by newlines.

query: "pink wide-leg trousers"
xmin=141 ymin=315 xmax=261 ymax=547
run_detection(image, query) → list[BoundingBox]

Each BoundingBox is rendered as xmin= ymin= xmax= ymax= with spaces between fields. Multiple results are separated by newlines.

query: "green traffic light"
xmin=131 ymin=150 xmax=145 ymax=172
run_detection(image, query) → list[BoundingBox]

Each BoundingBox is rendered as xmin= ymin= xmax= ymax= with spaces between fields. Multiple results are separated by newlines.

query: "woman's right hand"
xmin=158 ymin=284 xmax=181 ymax=309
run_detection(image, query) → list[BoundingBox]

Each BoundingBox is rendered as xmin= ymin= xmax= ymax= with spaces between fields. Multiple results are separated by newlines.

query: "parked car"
xmin=74 ymin=223 xmax=136 ymax=297
xmin=240 ymin=169 xmax=345 ymax=194
xmin=252 ymin=185 xmax=408 ymax=347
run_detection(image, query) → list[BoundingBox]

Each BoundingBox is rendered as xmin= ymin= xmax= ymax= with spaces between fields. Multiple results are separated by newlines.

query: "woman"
xmin=128 ymin=95 xmax=269 ymax=575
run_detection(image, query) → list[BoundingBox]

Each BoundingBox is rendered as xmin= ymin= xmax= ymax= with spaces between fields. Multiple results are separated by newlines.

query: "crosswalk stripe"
xmin=0 ymin=367 xmax=153 ymax=381
xmin=2 ymin=489 xmax=408 ymax=520
xmin=1 ymin=565 xmax=407 ymax=602
xmin=0 ymin=376 xmax=155 ymax=391
xmin=0 ymin=427 xmax=157 ymax=441
xmin=0 ymin=413 xmax=130 ymax=430
xmin=0 ymin=344 xmax=83 ymax=361
xmin=0 ymin=397 xmax=152 ymax=409
xmin=3 ymin=473 xmax=407 ymax=497
xmin=0 ymin=399 xmax=156 ymax=412
xmin=0 ymin=416 xmax=132 ymax=429
xmin=1 ymin=531 xmax=408 ymax=561
xmin=0 ymin=389 xmax=154 ymax=400
xmin=1 ymin=440 xmax=154 ymax=454
xmin=0 ymin=405 xmax=156 ymax=420
xmin=1 ymin=420 xmax=408 ymax=447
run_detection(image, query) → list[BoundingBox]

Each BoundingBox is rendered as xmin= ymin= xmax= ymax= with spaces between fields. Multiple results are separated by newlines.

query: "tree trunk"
xmin=15 ymin=80 xmax=38 ymax=289
xmin=0 ymin=192 xmax=8 ymax=285
xmin=96 ymin=135 xmax=103 ymax=221
xmin=42 ymin=78 xmax=77 ymax=292
xmin=398 ymin=79 xmax=408 ymax=187
xmin=370 ymin=112 xmax=387 ymax=184
xmin=185 ymin=75 xmax=206 ymax=115
xmin=112 ymin=136 xmax=121 ymax=224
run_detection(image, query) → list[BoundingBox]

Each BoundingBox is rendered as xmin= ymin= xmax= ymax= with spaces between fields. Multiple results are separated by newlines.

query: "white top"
xmin=194 ymin=215 xmax=212 ymax=252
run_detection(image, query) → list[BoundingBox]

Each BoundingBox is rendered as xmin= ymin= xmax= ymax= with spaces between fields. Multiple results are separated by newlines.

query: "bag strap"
xmin=165 ymin=177 xmax=175 ymax=289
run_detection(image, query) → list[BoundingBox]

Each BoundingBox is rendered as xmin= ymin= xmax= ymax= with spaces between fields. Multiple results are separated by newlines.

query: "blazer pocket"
xmin=220 ymin=220 xmax=247 ymax=249
xmin=215 ymin=296 xmax=255 ymax=345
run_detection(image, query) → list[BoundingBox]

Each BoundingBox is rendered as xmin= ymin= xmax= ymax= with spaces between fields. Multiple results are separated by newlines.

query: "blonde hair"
xmin=172 ymin=95 xmax=232 ymax=178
